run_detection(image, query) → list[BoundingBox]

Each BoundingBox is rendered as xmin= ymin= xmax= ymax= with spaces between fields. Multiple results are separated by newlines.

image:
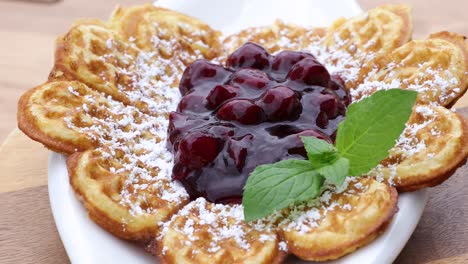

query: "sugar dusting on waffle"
xmin=353 ymin=64 xmax=462 ymax=105
xmin=64 ymin=40 xmax=190 ymax=216
xmin=369 ymin=105 xmax=440 ymax=184
xmin=158 ymin=198 xmax=279 ymax=254
xmin=304 ymin=33 xmax=377 ymax=84
xmin=277 ymin=177 xmax=360 ymax=234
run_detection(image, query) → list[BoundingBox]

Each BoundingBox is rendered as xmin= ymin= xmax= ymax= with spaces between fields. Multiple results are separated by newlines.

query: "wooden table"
xmin=0 ymin=0 xmax=467 ymax=263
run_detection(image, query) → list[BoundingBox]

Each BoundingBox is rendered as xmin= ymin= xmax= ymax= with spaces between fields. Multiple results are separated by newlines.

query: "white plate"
xmin=48 ymin=1 xmax=429 ymax=263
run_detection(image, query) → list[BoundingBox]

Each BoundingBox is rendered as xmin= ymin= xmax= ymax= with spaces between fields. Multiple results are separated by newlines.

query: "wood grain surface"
xmin=0 ymin=0 xmax=467 ymax=264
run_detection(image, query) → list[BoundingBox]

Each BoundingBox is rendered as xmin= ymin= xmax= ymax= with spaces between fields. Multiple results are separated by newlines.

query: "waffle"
xmin=317 ymin=4 xmax=413 ymax=89
xmin=353 ymin=32 xmax=468 ymax=106
xmin=108 ymin=4 xmax=222 ymax=62
xmin=156 ymin=198 xmax=286 ymax=264
xmin=223 ymin=20 xmax=325 ymax=55
xmin=370 ymin=105 xmax=468 ymax=192
xmin=16 ymin=3 xmax=468 ymax=263
xmin=17 ymin=81 xmax=101 ymax=153
xmin=68 ymin=148 xmax=188 ymax=241
xmin=279 ymin=177 xmax=397 ymax=261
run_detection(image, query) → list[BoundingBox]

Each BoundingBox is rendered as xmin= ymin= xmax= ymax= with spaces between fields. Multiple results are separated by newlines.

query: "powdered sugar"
xmin=369 ymin=105 xmax=441 ymax=184
xmin=158 ymin=198 xmax=277 ymax=253
xmin=304 ymin=33 xmax=377 ymax=84
xmin=63 ymin=46 xmax=188 ymax=216
xmin=353 ymin=64 xmax=462 ymax=104
xmin=278 ymin=177 xmax=360 ymax=234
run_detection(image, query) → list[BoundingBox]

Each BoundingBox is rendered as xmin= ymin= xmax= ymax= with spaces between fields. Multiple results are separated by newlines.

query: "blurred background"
xmin=0 ymin=0 xmax=467 ymax=143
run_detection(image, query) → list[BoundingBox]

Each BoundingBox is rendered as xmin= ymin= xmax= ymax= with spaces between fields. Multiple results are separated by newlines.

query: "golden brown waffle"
xmin=156 ymin=198 xmax=286 ymax=264
xmin=50 ymin=23 xmax=185 ymax=114
xmin=279 ymin=177 xmax=397 ymax=261
xmin=16 ymin=3 xmax=468 ymax=263
xmin=370 ymin=105 xmax=468 ymax=192
xmin=322 ymin=5 xmax=413 ymax=60
xmin=108 ymin=4 xmax=222 ymax=63
xmin=17 ymin=81 xmax=101 ymax=153
xmin=68 ymin=149 xmax=189 ymax=241
xmin=223 ymin=20 xmax=325 ymax=54
xmin=307 ymin=5 xmax=413 ymax=90
xmin=353 ymin=32 xmax=468 ymax=106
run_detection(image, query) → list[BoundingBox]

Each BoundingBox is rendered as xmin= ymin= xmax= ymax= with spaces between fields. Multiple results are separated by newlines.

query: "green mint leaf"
xmin=301 ymin=136 xmax=349 ymax=185
xmin=316 ymin=157 xmax=349 ymax=186
xmin=243 ymin=159 xmax=324 ymax=222
xmin=335 ymin=89 xmax=417 ymax=176
xmin=301 ymin=136 xmax=338 ymax=166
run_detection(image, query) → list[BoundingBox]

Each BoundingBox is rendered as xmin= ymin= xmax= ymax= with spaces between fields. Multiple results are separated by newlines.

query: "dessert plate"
xmin=48 ymin=0 xmax=429 ymax=263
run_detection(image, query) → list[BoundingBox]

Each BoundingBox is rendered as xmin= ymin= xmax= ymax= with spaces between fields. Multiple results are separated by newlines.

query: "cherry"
xmin=286 ymin=129 xmax=332 ymax=157
xmin=318 ymin=93 xmax=339 ymax=119
xmin=216 ymin=99 xmax=265 ymax=125
xmin=167 ymin=112 xmax=204 ymax=146
xmin=272 ymin=51 xmax=316 ymax=73
xmin=179 ymin=60 xmax=230 ymax=95
xmin=206 ymin=85 xmax=240 ymax=108
xmin=226 ymin=42 xmax=271 ymax=70
xmin=330 ymin=74 xmax=351 ymax=106
xmin=172 ymin=163 xmax=190 ymax=181
xmin=228 ymin=134 xmax=253 ymax=171
xmin=297 ymin=129 xmax=333 ymax=143
xmin=287 ymin=57 xmax=330 ymax=87
xmin=230 ymin=68 xmax=269 ymax=90
xmin=177 ymin=92 xmax=207 ymax=113
xmin=316 ymin=111 xmax=329 ymax=129
xmin=258 ymin=86 xmax=301 ymax=121
xmin=175 ymin=132 xmax=223 ymax=170
xmin=329 ymin=74 xmax=345 ymax=89
xmin=207 ymin=125 xmax=235 ymax=138
xmin=216 ymin=196 xmax=242 ymax=204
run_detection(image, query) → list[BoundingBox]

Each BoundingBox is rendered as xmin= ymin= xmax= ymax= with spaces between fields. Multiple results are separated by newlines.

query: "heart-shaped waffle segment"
xmin=223 ymin=20 xmax=324 ymax=55
xmin=278 ymin=177 xmax=397 ymax=261
xmin=68 ymin=148 xmax=188 ymax=241
xmin=353 ymin=32 xmax=468 ymax=106
xmin=50 ymin=23 xmax=189 ymax=114
xmin=156 ymin=198 xmax=286 ymax=264
xmin=322 ymin=5 xmax=413 ymax=59
xmin=370 ymin=105 xmax=468 ymax=191
xmin=18 ymin=81 xmax=102 ymax=153
xmin=306 ymin=5 xmax=413 ymax=90
xmin=16 ymin=4 xmax=468 ymax=263
xmin=108 ymin=4 xmax=222 ymax=62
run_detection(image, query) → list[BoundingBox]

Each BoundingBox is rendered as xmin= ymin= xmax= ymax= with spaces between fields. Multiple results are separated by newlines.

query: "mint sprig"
xmin=242 ymin=89 xmax=417 ymax=222
xmin=336 ymin=89 xmax=418 ymax=175
xmin=243 ymin=160 xmax=324 ymax=221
